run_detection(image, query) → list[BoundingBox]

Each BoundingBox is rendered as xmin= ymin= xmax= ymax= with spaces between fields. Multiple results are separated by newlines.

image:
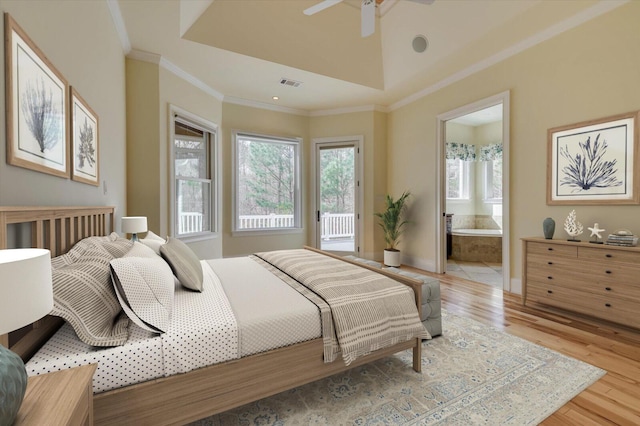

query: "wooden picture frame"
xmin=4 ymin=13 xmax=69 ymax=178
xmin=547 ymin=111 xmax=640 ymax=205
xmin=70 ymin=87 xmax=99 ymax=186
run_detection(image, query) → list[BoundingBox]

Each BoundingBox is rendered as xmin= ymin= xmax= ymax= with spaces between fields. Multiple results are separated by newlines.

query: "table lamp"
xmin=0 ymin=249 xmax=53 ymax=425
xmin=121 ymin=216 xmax=148 ymax=242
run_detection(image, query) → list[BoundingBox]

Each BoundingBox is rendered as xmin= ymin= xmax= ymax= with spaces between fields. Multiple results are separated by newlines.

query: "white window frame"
xmin=232 ymin=131 xmax=302 ymax=235
xmin=169 ymin=105 xmax=219 ymax=242
xmin=446 ymin=158 xmax=471 ymax=200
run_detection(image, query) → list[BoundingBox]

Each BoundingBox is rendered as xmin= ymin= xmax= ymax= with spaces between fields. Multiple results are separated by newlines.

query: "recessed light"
xmin=272 ymin=96 xmax=279 ymax=100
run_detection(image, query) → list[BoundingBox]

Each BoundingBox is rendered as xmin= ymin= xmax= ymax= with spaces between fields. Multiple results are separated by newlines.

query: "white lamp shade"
xmin=0 ymin=249 xmax=53 ymax=335
xmin=121 ymin=216 xmax=148 ymax=234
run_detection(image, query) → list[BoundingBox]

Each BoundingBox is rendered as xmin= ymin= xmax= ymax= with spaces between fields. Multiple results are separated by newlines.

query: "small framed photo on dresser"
xmin=70 ymin=87 xmax=99 ymax=186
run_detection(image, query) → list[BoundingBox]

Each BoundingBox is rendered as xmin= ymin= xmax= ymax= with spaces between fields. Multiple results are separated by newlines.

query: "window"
xmin=484 ymin=158 xmax=503 ymax=200
xmin=172 ymin=113 xmax=217 ymax=238
xmin=446 ymin=159 xmax=471 ymax=200
xmin=234 ymin=132 xmax=301 ymax=232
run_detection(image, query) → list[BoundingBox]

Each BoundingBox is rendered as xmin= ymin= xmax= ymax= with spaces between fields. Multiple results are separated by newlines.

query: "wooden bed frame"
xmin=1 ymin=206 xmax=425 ymax=426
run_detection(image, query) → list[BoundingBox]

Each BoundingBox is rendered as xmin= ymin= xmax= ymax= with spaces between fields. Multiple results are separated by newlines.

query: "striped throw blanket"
xmin=253 ymin=249 xmax=430 ymax=365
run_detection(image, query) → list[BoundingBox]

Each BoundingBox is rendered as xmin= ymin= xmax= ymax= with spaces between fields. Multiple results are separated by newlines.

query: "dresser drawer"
xmin=527 ymin=282 xmax=640 ymax=328
xmin=578 ymin=246 xmax=640 ymax=264
xmin=526 ymin=254 xmax=587 ymax=286
xmin=527 ymin=241 xmax=577 ymax=258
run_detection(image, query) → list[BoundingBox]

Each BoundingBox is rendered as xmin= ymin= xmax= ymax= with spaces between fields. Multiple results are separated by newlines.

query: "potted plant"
xmin=374 ymin=191 xmax=411 ymax=267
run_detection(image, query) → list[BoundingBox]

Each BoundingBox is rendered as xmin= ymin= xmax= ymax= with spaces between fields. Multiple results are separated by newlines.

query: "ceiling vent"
xmin=279 ymin=78 xmax=303 ymax=88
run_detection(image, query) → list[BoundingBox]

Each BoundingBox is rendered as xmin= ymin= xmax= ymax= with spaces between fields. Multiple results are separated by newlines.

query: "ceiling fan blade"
xmin=361 ymin=0 xmax=375 ymax=37
xmin=304 ymin=0 xmax=344 ymax=16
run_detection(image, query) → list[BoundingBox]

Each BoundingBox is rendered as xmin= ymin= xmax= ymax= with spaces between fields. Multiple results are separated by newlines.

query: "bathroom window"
xmin=446 ymin=159 xmax=470 ymax=200
xmin=480 ymin=142 xmax=503 ymax=201
xmin=484 ymin=159 xmax=502 ymax=201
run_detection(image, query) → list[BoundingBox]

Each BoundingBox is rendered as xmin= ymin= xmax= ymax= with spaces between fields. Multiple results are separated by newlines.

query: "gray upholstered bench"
xmin=342 ymin=256 xmax=442 ymax=337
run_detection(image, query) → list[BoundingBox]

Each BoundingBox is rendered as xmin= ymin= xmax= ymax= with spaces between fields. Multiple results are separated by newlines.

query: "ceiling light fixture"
xmin=412 ymin=35 xmax=428 ymax=53
xmin=272 ymin=96 xmax=279 ymax=100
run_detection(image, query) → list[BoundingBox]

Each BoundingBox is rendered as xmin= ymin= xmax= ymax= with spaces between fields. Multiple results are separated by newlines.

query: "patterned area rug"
xmin=192 ymin=310 xmax=605 ymax=425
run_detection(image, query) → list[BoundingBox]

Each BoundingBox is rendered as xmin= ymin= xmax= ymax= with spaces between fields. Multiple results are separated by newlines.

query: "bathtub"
xmin=450 ymin=229 xmax=502 ymax=262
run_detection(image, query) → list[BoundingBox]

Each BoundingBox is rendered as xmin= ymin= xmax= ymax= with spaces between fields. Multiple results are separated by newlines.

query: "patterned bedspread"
xmin=253 ymin=249 xmax=431 ymax=365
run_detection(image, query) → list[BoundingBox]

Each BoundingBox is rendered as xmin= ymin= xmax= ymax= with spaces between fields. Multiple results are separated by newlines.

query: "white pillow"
xmin=140 ymin=231 xmax=166 ymax=255
xmin=110 ymin=257 xmax=174 ymax=333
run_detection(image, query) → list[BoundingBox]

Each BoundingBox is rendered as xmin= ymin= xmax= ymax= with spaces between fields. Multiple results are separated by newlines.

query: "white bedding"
xmin=26 ymin=259 xmax=321 ymax=394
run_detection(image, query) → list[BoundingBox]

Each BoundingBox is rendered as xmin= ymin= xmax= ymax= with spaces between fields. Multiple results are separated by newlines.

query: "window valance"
xmin=479 ymin=143 xmax=503 ymax=162
xmin=446 ymin=142 xmax=476 ymax=161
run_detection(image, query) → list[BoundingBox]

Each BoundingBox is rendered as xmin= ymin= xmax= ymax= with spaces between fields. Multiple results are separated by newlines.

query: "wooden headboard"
xmin=0 ymin=206 xmax=115 ymax=360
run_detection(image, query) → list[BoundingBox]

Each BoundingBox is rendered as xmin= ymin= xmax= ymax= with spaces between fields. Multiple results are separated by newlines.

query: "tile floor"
xmin=446 ymin=259 xmax=503 ymax=287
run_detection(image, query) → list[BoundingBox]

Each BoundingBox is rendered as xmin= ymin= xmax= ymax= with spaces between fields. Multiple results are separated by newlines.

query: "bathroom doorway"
xmin=436 ymin=92 xmax=511 ymax=291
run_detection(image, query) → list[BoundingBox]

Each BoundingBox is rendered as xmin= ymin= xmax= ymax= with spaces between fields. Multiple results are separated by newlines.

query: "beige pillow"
xmin=140 ymin=230 xmax=166 ymax=255
xmin=160 ymin=237 xmax=203 ymax=292
xmin=50 ymin=233 xmax=133 ymax=346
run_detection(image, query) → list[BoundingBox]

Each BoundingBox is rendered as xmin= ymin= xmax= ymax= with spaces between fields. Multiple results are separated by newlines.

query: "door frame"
xmin=435 ymin=91 xmax=511 ymax=291
xmin=311 ymin=135 xmax=364 ymax=255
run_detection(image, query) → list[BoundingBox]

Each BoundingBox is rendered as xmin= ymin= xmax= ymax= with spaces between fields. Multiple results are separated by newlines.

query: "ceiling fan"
xmin=304 ymin=0 xmax=434 ymax=38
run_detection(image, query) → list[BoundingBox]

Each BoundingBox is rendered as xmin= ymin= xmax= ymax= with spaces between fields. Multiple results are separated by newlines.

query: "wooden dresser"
xmin=522 ymin=237 xmax=640 ymax=329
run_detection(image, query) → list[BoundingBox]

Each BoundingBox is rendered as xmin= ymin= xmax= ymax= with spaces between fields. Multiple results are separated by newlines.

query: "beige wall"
xmin=126 ymin=59 xmax=224 ymax=259
xmin=388 ymin=2 xmax=640 ymax=288
xmin=309 ymin=110 xmax=386 ymax=259
xmin=221 ymin=102 xmax=309 ymax=257
xmin=0 ymin=1 xmax=127 ymax=227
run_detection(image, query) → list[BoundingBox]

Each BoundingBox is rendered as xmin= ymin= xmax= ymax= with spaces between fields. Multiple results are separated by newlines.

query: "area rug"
xmin=191 ymin=310 xmax=605 ymax=425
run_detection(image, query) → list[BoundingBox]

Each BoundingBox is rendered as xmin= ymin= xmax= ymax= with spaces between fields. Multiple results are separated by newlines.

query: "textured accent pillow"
xmin=124 ymin=241 xmax=160 ymax=259
xmin=50 ymin=233 xmax=133 ymax=346
xmin=160 ymin=237 xmax=203 ymax=292
xmin=110 ymin=257 xmax=174 ymax=333
xmin=140 ymin=231 xmax=166 ymax=255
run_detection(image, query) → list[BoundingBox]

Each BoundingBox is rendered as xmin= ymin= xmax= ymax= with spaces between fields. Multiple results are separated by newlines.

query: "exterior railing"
xmin=320 ymin=213 xmax=354 ymax=240
xmin=179 ymin=212 xmax=355 ymax=239
xmin=179 ymin=212 xmax=204 ymax=235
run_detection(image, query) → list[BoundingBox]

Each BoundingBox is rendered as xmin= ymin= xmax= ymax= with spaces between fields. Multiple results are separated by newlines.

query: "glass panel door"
xmin=317 ymin=145 xmax=356 ymax=253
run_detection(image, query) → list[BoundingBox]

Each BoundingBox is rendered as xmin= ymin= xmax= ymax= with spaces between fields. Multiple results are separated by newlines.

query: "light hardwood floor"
xmin=403 ymin=266 xmax=640 ymax=425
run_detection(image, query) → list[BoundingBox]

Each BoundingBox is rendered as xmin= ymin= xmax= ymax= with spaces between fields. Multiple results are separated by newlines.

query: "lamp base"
xmin=131 ymin=233 xmax=139 ymax=242
xmin=0 ymin=344 xmax=27 ymax=426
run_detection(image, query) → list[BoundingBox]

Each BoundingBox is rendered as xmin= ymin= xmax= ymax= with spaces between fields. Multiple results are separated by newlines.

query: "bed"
xmin=0 ymin=206 xmax=429 ymax=425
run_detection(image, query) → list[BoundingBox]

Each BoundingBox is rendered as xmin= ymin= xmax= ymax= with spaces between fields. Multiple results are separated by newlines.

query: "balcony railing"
xmin=179 ymin=212 xmax=355 ymax=239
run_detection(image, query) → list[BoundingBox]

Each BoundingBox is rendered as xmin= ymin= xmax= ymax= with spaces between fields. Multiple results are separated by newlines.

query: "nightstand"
xmin=14 ymin=363 xmax=97 ymax=426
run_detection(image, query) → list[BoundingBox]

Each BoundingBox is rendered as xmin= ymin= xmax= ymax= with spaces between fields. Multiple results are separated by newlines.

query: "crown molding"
xmin=223 ymin=96 xmax=309 ymax=116
xmin=389 ymin=0 xmax=628 ymax=111
xmin=126 ymin=49 xmax=224 ymax=100
xmin=106 ymin=0 xmax=131 ymax=54
xmin=310 ymin=104 xmax=389 ymax=117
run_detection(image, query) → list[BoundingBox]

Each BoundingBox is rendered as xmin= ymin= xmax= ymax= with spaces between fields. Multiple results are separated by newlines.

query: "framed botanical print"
xmin=5 ymin=13 xmax=69 ymax=178
xmin=547 ymin=111 xmax=640 ymax=205
xmin=70 ymin=87 xmax=99 ymax=186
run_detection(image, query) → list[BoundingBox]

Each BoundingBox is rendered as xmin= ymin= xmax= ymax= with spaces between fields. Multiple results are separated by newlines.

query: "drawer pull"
xmin=605 ymin=303 xmax=611 ymax=307
xmin=547 ymin=261 xmax=553 ymax=265
xmin=548 ymin=247 xmax=553 ymax=251
xmin=605 ymin=287 xmax=612 ymax=291
xmin=605 ymin=270 xmax=612 ymax=274
xmin=605 ymin=254 xmax=612 ymax=258
xmin=547 ymin=290 xmax=553 ymax=294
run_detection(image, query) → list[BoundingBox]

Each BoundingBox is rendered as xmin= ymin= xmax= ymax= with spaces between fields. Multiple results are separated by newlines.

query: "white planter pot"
xmin=383 ymin=250 xmax=401 ymax=267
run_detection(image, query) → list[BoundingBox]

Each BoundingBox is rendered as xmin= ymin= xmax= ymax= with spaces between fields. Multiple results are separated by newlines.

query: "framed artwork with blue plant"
xmin=547 ymin=111 xmax=639 ymax=205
